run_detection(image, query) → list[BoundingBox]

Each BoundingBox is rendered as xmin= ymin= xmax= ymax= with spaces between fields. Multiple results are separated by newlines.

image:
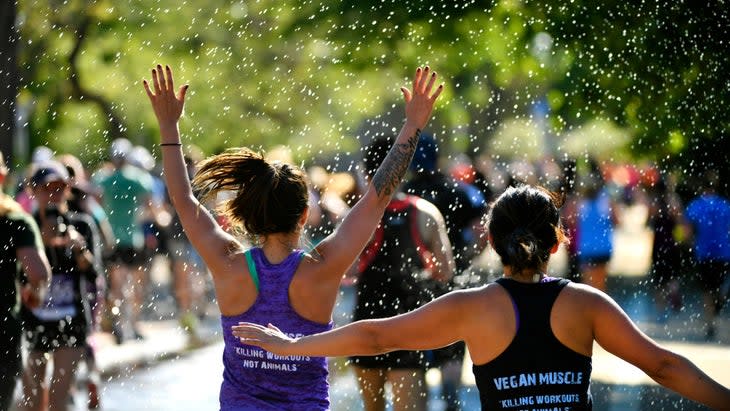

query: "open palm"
xmin=143 ymin=65 xmax=188 ymax=128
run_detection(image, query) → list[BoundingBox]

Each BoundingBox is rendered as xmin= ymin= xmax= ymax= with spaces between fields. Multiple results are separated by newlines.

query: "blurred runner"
xmin=684 ymin=171 xmax=730 ymax=340
xmin=403 ymin=132 xmax=486 ymax=410
xmin=21 ymin=161 xmax=101 ymax=411
xmin=93 ymin=138 xmax=154 ymax=343
xmin=0 ymin=152 xmax=50 ymax=411
xmin=351 ymin=136 xmax=454 ymax=411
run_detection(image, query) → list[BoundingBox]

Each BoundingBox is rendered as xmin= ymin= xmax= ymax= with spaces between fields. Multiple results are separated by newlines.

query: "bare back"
xmin=210 ymin=248 xmax=338 ymax=325
xmin=462 ymin=281 xmax=596 ymax=366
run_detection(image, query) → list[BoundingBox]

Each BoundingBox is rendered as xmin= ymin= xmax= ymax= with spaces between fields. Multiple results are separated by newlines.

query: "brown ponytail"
xmin=487 ymin=185 xmax=568 ymax=275
xmin=192 ymin=148 xmax=309 ymax=236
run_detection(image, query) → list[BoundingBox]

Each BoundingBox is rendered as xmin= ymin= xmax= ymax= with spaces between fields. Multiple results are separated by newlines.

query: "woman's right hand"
xmin=143 ymin=65 xmax=189 ymax=130
xmin=400 ymin=66 xmax=444 ymax=129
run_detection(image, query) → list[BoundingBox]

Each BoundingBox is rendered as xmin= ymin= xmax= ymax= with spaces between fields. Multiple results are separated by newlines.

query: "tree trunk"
xmin=0 ymin=1 xmax=18 ymax=167
xmin=69 ymin=16 xmax=127 ymax=141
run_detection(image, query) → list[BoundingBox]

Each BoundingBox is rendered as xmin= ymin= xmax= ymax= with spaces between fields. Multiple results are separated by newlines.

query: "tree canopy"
xmin=7 ymin=0 xmax=729 ymax=180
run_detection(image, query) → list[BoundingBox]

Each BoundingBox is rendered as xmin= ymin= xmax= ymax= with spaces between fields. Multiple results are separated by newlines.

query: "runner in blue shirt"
xmin=685 ymin=171 xmax=730 ymax=340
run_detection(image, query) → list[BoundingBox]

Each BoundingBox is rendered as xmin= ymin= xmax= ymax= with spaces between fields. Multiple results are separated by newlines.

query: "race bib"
xmin=32 ymin=272 xmax=77 ymax=321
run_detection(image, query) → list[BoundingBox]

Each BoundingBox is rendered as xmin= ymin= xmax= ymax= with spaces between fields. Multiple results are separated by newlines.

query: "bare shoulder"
xmin=298 ymin=251 xmax=326 ymax=276
xmin=558 ymin=281 xmax=620 ymax=318
xmin=453 ymin=283 xmax=502 ymax=299
xmin=562 ymin=281 xmax=609 ymax=301
xmin=298 ymin=248 xmax=327 ymax=270
xmin=549 ymin=282 xmax=606 ymax=356
xmin=290 ymin=249 xmax=339 ymax=292
xmin=459 ymin=283 xmax=521 ymax=363
xmin=211 ymin=248 xmax=257 ymax=316
xmin=449 ymin=283 xmax=512 ymax=315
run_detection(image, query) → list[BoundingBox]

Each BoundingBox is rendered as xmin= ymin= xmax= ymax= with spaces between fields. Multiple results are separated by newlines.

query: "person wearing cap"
xmin=93 ymin=138 xmax=155 ymax=343
xmin=11 ymin=146 xmax=56 ymax=214
xmin=19 ymin=161 xmax=102 ymax=411
xmin=0 ymin=152 xmax=51 ymax=411
xmin=58 ymin=153 xmax=110 ymax=409
xmin=58 ymin=153 xmax=115 ymax=259
xmin=403 ymin=132 xmax=488 ymax=411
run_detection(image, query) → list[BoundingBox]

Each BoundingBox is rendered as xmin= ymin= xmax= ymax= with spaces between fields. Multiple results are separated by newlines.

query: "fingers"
xmin=232 ymin=322 xmax=271 ymax=338
xmin=411 ymin=67 xmax=422 ymax=94
xmin=147 ymin=65 xmax=187 ymax=101
xmin=410 ymin=66 xmax=438 ymax=97
xmin=177 ymin=84 xmax=189 ymax=101
xmin=232 ymin=328 xmax=257 ymax=339
xmin=142 ymin=80 xmax=154 ymax=99
xmin=431 ymin=83 xmax=444 ymax=101
xmin=400 ymin=87 xmax=412 ymax=103
xmin=233 ymin=322 xmax=267 ymax=332
xmin=165 ymin=65 xmax=174 ymax=91
xmin=417 ymin=66 xmax=430 ymax=93
xmin=232 ymin=323 xmax=274 ymax=345
xmin=151 ymin=68 xmax=162 ymax=94
xmin=424 ymin=70 xmax=437 ymax=95
xmin=155 ymin=65 xmax=165 ymax=92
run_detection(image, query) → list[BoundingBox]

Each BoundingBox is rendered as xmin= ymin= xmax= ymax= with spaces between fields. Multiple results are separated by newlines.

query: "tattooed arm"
xmin=310 ymin=67 xmax=444 ymax=285
xmin=372 ymin=129 xmax=421 ymax=198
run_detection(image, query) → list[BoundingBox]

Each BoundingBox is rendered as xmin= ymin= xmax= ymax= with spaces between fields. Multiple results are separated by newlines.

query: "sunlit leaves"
xmin=14 ymin=0 xmax=728 ymax=176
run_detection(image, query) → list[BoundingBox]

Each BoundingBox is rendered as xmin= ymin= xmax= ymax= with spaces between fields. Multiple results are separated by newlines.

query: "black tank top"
xmin=473 ymin=277 xmax=593 ymax=410
xmin=354 ymin=195 xmax=434 ymax=321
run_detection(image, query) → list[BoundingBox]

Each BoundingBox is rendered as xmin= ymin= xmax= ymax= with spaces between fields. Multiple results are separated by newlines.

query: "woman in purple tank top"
xmin=143 ymin=64 xmax=443 ymax=410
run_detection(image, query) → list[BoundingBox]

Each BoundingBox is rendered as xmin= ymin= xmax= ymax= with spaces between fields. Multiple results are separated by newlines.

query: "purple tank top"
xmin=219 ymin=248 xmax=333 ymax=411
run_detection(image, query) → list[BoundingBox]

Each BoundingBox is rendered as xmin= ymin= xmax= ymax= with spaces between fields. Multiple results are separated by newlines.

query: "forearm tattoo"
xmin=373 ymin=128 xmax=421 ymax=197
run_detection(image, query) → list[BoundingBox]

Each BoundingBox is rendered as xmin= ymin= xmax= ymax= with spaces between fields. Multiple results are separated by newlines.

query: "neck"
xmin=503 ymin=266 xmax=548 ymax=283
xmin=260 ymin=231 xmax=300 ymax=264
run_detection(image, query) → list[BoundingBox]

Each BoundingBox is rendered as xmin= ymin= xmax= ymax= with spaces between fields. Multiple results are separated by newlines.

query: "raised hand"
xmin=400 ymin=66 xmax=444 ymax=129
xmin=232 ymin=322 xmax=294 ymax=355
xmin=143 ymin=65 xmax=189 ymax=129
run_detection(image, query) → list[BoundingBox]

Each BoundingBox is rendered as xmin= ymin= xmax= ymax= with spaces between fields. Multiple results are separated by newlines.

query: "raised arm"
xmin=314 ymin=67 xmax=444 ymax=279
xmin=143 ymin=66 xmax=238 ymax=273
xmin=592 ymin=291 xmax=730 ymax=410
xmin=232 ymin=289 xmax=474 ymax=358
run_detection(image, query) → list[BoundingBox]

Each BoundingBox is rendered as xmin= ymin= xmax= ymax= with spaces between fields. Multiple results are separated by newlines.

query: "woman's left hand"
xmin=232 ymin=322 xmax=295 ymax=354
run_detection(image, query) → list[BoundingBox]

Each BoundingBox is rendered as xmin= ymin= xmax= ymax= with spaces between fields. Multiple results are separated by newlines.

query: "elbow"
xmin=645 ymin=352 xmax=684 ymax=386
xmin=363 ymin=322 xmax=394 ymax=355
xmin=167 ymin=192 xmax=183 ymax=207
xmin=169 ymin=192 xmax=198 ymax=211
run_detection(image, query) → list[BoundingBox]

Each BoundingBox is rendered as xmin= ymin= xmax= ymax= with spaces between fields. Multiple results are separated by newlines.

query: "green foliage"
xmin=15 ymin=0 xmax=728 ymax=172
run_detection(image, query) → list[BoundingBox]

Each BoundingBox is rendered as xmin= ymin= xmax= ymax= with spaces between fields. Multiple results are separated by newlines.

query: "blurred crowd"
xmin=1 ymin=132 xmax=729 ymax=411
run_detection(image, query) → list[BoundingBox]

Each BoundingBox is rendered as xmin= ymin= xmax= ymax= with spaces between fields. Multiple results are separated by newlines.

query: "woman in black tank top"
xmin=234 ymin=185 xmax=730 ymax=410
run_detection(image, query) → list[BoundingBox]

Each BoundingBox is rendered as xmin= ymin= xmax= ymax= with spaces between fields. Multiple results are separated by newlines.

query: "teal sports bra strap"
xmin=244 ymin=249 xmax=260 ymax=292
